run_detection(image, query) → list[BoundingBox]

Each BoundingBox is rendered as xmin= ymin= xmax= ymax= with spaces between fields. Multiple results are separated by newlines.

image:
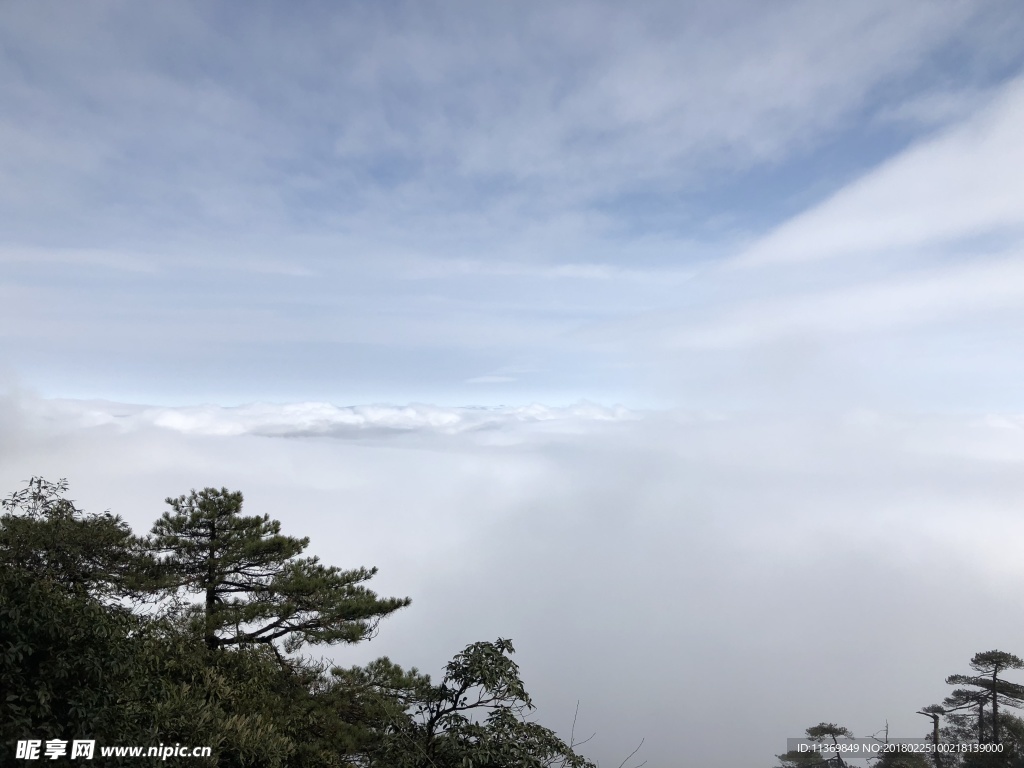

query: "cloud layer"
xmin=25 ymin=398 xmax=635 ymax=437
xmin=3 ymin=2 xmax=1023 ymax=406
xmin=4 ymin=7 xmax=1024 ymax=765
xmin=4 ymin=394 xmax=1024 ymax=766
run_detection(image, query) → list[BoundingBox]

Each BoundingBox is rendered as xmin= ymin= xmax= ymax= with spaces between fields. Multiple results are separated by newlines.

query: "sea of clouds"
xmin=3 ymin=393 xmax=1024 ymax=766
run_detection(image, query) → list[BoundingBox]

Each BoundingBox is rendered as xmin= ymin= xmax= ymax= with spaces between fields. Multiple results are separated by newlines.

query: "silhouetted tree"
xmin=946 ymin=651 xmax=1024 ymax=744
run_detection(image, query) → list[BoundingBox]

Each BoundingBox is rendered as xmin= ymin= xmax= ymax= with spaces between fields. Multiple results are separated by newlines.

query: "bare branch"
xmin=616 ymin=737 xmax=645 ymax=768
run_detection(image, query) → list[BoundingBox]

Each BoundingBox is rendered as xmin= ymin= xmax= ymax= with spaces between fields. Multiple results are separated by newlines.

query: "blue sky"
xmin=4 ymin=0 xmax=1023 ymax=408
xmin=4 ymin=4 xmax=1024 ymax=766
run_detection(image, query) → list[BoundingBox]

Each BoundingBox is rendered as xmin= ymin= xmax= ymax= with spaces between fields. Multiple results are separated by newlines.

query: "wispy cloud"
xmin=736 ymin=77 xmax=1024 ymax=266
xmin=27 ymin=398 xmax=635 ymax=437
xmin=465 ymin=376 xmax=516 ymax=385
xmin=667 ymin=253 xmax=1024 ymax=350
xmin=2 ymin=1 xmax=1022 ymax=405
xmin=0 ymin=245 xmax=162 ymax=273
xmin=0 ymin=1 xmax=1008 ymax=253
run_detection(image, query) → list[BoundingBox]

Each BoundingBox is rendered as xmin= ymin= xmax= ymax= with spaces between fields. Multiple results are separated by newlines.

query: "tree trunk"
xmin=992 ymin=669 xmax=999 ymax=743
xmin=205 ymin=516 xmax=218 ymax=650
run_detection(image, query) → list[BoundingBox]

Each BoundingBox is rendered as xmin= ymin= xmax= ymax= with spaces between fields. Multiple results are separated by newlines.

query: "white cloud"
xmin=873 ymin=85 xmax=999 ymax=129
xmin=3 ymin=393 xmax=1024 ymax=765
xmin=564 ymin=73 xmax=1024 ymax=409
xmin=670 ymin=252 xmax=1024 ymax=350
xmin=400 ymin=256 xmax=699 ymax=284
xmin=2 ymin=1 xmax=1021 ymax=410
xmin=465 ymin=376 xmax=516 ymax=385
xmin=738 ymin=77 xmax=1024 ymax=266
xmin=0 ymin=245 xmax=161 ymax=272
xmin=0 ymin=0 xmax=999 ymax=252
xmin=27 ymin=398 xmax=637 ymax=437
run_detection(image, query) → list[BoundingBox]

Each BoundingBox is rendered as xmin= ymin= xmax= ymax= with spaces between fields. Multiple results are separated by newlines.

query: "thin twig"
xmin=616 ymin=737 xmax=645 ymax=768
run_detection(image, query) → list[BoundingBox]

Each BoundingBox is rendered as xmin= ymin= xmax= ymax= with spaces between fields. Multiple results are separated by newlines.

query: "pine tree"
xmin=148 ymin=487 xmax=411 ymax=654
xmin=776 ymin=723 xmax=852 ymax=768
xmin=946 ymin=651 xmax=1024 ymax=745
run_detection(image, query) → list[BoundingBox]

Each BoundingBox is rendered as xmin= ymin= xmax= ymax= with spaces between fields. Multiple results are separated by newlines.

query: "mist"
xmin=3 ymin=394 xmax=1023 ymax=765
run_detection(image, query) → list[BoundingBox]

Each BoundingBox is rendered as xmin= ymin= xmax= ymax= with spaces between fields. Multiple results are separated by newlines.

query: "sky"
xmin=3 ymin=1 xmax=1024 ymax=765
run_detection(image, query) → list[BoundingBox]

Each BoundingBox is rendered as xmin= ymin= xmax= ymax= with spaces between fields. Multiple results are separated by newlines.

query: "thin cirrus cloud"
xmin=465 ymin=376 xmax=517 ymax=385
xmin=587 ymin=72 xmax=1024 ymax=409
xmin=736 ymin=77 xmax=1024 ymax=267
xmin=0 ymin=1 xmax=1005 ymax=250
xmin=664 ymin=256 xmax=1024 ymax=352
xmin=1 ymin=2 xmax=1022 ymax=408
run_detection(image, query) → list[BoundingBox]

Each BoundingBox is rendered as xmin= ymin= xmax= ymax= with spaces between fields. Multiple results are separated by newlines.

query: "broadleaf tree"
xmin=0 ymin=476 xmax=154 ymax=601
xmin=330 ymin=638 xmax=600 ymax=768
